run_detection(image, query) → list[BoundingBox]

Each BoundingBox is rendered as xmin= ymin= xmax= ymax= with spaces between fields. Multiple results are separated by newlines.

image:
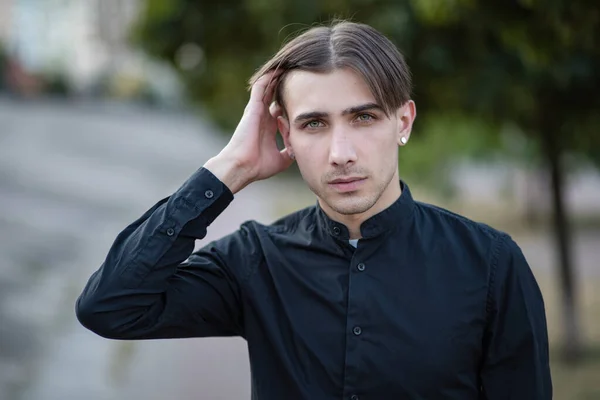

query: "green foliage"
xmin=132 ymin=0 xmax=600 ymax=174
xmin=407 ymin=0 xmax=600 ymax=148
xmin=399 ymin=112 xmax=504 ymax=191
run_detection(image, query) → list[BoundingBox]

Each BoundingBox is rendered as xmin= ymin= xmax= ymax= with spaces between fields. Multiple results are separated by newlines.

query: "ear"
xmin=277 ymin=115 xmax=293 ymax=157
xmin=396 ymin=100 xmax=417 ymax=146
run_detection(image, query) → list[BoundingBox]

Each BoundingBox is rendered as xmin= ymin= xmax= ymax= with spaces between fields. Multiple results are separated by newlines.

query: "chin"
xmin=325 ymin=195 xmax=378 ymax=216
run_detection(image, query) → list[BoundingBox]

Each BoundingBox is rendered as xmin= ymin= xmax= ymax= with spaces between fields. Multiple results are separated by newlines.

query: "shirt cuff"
xmin=173 ymin=167 xmax=234 ymax=237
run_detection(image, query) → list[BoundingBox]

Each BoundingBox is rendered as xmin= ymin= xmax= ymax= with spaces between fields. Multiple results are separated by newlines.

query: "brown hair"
xmin=248 ymin=20 xmax=412 ymax=116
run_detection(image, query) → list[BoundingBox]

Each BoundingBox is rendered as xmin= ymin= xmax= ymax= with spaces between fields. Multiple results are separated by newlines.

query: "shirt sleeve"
xmin=480 ymin=234 xmax=553 ymax=399
xmin=75 ymin=167 xmax=257 ymax=340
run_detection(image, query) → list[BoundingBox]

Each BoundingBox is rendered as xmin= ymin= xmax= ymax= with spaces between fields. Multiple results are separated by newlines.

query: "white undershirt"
xmin=349 ymin=239 xmax=359 ymax=248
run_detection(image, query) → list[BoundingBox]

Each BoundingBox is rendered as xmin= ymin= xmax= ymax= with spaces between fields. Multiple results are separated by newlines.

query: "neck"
xmin=320 ymin=173 xmax=402 ymax=239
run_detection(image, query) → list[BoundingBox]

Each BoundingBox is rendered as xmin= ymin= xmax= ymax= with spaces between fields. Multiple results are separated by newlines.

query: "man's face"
xmin=278 ymin=68 xmax=415 ymax=218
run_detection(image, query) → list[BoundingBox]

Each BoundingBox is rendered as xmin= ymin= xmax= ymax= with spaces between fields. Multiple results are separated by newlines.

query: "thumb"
xmin=278 ymin=148 xmax=295 ymax=169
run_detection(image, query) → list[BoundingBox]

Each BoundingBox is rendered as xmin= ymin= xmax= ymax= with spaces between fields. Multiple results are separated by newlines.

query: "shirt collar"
xmin=315 ymin=180 xmax=416 ymax=240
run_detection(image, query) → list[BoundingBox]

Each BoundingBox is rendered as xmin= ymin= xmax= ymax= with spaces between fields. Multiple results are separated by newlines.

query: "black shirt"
xmin=76 ymin=167 xmax=552 ymax=399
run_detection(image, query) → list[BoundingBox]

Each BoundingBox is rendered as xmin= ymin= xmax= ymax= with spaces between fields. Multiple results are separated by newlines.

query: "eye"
xmin=303 ymin=120 xmax=325 ymax=129
xmin=356 ymin=113 xmax=374 ymax=122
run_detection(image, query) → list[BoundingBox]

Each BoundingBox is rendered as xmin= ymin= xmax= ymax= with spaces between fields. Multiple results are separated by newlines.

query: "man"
xmin=76 ymin=20 xmax=552 ymax=399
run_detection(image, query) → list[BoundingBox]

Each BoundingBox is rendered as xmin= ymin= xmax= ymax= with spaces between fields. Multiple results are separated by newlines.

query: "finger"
xmin=269 ymin=101 xmax=282 ymax=119
xmin=279 ymin=147 xmax=295 ymax=168
xmin=249 ymin=73 xmax=273 ymax=104
xmin=249 ymin=70 xmax=282 ymax=104
xmin=262 ymin=72 xmax=283 ymax=106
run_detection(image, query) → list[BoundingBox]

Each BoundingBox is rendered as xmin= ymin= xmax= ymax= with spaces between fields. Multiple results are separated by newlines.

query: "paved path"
xmin=0 ymin=98 xmax=279 ymax=400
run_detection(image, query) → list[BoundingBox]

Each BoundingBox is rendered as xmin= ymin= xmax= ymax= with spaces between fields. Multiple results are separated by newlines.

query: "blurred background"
xmin=0 ymin=0 xmax=598 ymax=399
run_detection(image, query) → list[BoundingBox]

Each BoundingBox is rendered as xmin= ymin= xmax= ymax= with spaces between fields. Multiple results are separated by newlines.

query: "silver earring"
xmin=400 ymin=136 xmax=407 ymax=144
xmin=289 ymin=152 xmax=295 ymax=159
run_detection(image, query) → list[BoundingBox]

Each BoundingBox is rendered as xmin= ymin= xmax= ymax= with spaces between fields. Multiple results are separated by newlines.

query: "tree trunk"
xmin=523 ymin=167 xmax=544 ymax=228
xmin=541 ymin=129 xmax=582 ymax=363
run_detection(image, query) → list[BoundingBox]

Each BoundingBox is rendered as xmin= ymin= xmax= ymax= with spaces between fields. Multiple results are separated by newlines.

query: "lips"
xmin=329 ymin=177 xmax=364 ymax=184
xmin=328 ymin=177 xmax=366 ymax=192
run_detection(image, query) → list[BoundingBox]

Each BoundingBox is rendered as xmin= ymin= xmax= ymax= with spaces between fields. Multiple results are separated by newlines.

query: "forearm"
xmin=75 ymin=167 xmax=234 ymax=339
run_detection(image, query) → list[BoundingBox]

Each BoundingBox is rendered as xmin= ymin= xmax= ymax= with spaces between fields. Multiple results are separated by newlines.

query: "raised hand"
xmin=204 ymin=70 xmax=294 ymax=193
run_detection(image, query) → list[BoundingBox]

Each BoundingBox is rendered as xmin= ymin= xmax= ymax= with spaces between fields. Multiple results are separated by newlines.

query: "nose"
xmin=328 ymin=128 xmax=357 ymax=166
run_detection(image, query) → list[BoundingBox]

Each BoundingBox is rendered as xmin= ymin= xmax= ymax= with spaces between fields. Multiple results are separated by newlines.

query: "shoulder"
xmin=241 ymin=204 xmax=318 ymax=237
xmin=413 ymin=200 xmax=515 ymax=270
xmin=415 ymin=200 xmax=506 ymax=242
xmin=414 ymin=200 xmax=533 ymax=281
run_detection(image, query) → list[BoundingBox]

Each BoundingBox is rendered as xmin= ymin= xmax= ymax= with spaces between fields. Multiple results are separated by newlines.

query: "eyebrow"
xmin=293 ymin=102 xmax=384 ymax=124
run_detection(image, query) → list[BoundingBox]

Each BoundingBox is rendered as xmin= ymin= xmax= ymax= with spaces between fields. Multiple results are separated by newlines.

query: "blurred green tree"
xmin=411 ymin=0 xmax=600 ymax=360
xmin=402 ymin=0 xmax=600 ymax=363
xmin=133 ymin=0 xmax=600 ymax=361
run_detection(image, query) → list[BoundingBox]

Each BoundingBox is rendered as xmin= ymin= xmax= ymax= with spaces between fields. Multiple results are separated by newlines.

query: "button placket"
xmin=344 ymin=244 xmax=366 ymax=398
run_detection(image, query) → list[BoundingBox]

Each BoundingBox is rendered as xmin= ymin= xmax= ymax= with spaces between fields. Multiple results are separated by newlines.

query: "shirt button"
xmin=332 ymin=226 xmax=341 ymax=235
xmin=353 ymin=326 xmax=362 ymax=336
xmin=204 ymin=190 xmax=214 ymax=199
xmin=166 ymin=228 xmax=175 ymax=236
xmin=350 ymin=395 xmax=360 ymax=400
xmin=357 ymin=263 xmax=365 ymax=271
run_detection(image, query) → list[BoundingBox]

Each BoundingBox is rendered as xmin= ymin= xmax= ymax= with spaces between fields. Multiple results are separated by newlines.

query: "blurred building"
xmin=0 ymin=0 xmax=182 ymax=102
